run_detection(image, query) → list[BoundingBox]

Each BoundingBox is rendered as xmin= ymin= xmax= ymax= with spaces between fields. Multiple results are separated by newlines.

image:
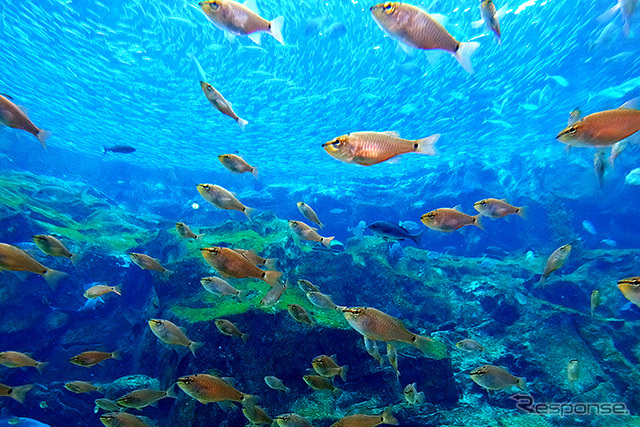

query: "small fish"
xmin=330 ymin=407 xmax=399 ymax=427
xmin=0 ymin=383 xmax=33 ymax=404
xmin=364 ymin=337 xmax=384 ymax=366
xmin=274 ymin=413 xmax=313 ymax=427
xmin=297 ymin=279 xmax=319 ymax=293
xmin=302 ymin=375 xmax=341 ymax=396
xmin=103 ymin=145 xmax=135 ymax=154
xmin=219 ymin=154 xmax=258 ymax=177
xmin=370 ymin=3 xmax=480 ymax=73
xmin=175 ymin=373 xmax=257 ymax=407
xmin=32 ymin=235 xmax=81 ymax=266
xmin=456 ymin=338 xmax=485 ymax=352
xmin=297 ymin=202 xmax=324 ymax=229
xmin=594 ymin=152 xmax=606 ymax=189
xmin=469 ymin=365 xmax=526 ymax=391
xmin=84 ymin=284 xmax=121 ymax=299
xmin=234 ymin=249 xmax=277 ymax=270
xmin=99 ymin=412 xmax=151 ymax=427
xmin=215 ymin=319 xmax=249 ymax=343
xmin=259 ymin=282 xmax=287 ymax=309
xmin=0 ymin=94 xmax=50 ymax=149
xmin=342 ymin=307 xmax=447 ymax=359
xmin=128 ymin=253 xmax=173 ymax=277
xmin=617 ymin=277 xmax=640 ymax=307
xmin=199 ymin=0 xmax=285 ymax=45
xmin=243 ymin=405 xmax=273 ymax=425
xmin=264 ymin=376 xmax=290 ymax=394
xmin=421 ymin=208 xmax=483 ymax=232
xmin=476 ymin=0 xmax=504 ymax=44
xmin=0 ymin=242 xmax=68 ymax=289
xmin=591 ymin=290 xmax=601 ymax=316
xmin=65 ymin=381 xmax=103 ymax=394
xmin=312 ymin=355 xmax=348 ymax=381
xmin=94 ymin=398 xmax=122 ymax=413
xmin=367 ymin=221 xmax=423 ymax=244
xmin=306 ymin=291 xmax=338 ymax=310
xmin=149 ymin=319 xmax=202 ymax=357
xmin=387 ymin=344 xmax=400 ymax=379
xmin=200 ymin=82 xmax=248 ymax=130
xmin=539 ymin=244 xmax=571 ymax=286
xmin=546 ymin=74 xmax=569 ymax=87
xmin=197 ymin=184 xmax=255 ymax=221
xmin=403 ymin=383 xmax=425 ymax=405
xmin=567 ymin=359 xmax=580 ymax=390
xmin=582 ymin=220 xmax=597 ymax=235
xmin=69 ymin=351 xmax=119 ymax=368
xmin=0 ymin=351 xmax=47 ymax=373
xmin=116 ymin=387 xmax=177 ymax=409
xmin=473 ymin=199 xmax=525 ymax=219
xmin=201 ymin=247 xmax=282 ymax=286
xmin=200 ymin=276 xmax=248 ymax=301
xmin=176 ymin=222 xmax=203 ymax=240
xmin=287 ymin=304 xmax=314 ymax=327
xmin=323 ymin=131 xmax=439 ymax=166
xmin=289 ymin=220 xmax=334 ymax=247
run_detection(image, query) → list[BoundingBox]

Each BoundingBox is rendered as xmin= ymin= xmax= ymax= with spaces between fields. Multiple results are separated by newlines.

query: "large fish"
xmin=201 ymin=247 xmax=282 ymax=286
xmin=0 ymin=242 xmax=68 ymax=289
xmin=370 ymin=2 xmax=480 ymax=73
xmin=0 ymin=94 xmax=50 ymax=149
xmin=175 ymin=374 xmax=257 ymax=407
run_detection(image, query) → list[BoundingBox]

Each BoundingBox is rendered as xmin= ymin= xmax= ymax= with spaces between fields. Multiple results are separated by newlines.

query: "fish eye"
xmin=383 ymin=2 xmax=396 ymax=13
xmin=568 ymin=126 xmax=577 ymax=134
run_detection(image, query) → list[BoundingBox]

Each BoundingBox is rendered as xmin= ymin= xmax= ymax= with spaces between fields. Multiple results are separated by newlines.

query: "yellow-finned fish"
xmin=32 ymin=234 xmax=81 ymax=266
xmin=219 ymin=154 xmax=258 ymax=177
xmin=330 ymin=407 xmax=399 ymax=427
xmin=539 ymin=244 xmax=571 ymax=286
xmin=176 ymin=222 xmax=203 ymax=240
xmin=215 ymin=319 xmax=249 ymax=343
xmin=297 ymin=202 xmax=323 ymax=229
xmin=288 ymin=220 xmax=334 ymax=247
xmin=69 ymin=351 xmax=119 ymax=368
xmin=199 ymin=0 xmax=285 ymax=45
xmin=470 ymin=365 xmax=526 ymax=391
xmin=200 ymin=82 xmax=249 ymax=130
xmin=84 ymin=284 xmax=121 ymax=299
xmin=197 ymin=184 xmax=255 ymax=221
xmin=0 ymin=352 xmax=47 ymax=373
xmin=201 ymin=247 xmax=282 ymax=286
xmin=0 ymin=242 xmax=68 ymax=289
xmin=99 ymin=412 xmax=151 ymax=427
xmin=323 ymin=131 xmax=439 ymax=166
xmin=342 ymin=307 xmax=447 ymax=359
xmin=65 ymin=381 xmax=103 ymax=394
xmin=618 ymin=277 xmax=640 ymax=307
xmin=175 ymin=373 xmax=258 ymax=407
xmin=129 ymin=253 xmax=173 ymax=278
xmin=0 ymin=94 xmax=51 ymax=149
xmin=0 ymin=382 xmax=33 ymax=404
xmin=421 ymin=208 xmax=483 ymax=232
xmin=148 ymin=319 xmax=203 ymax=357
xmin=473 ymin=199 xmax=525 ymax=219
xmin=370 ymin=3 xmax=480 ymax=73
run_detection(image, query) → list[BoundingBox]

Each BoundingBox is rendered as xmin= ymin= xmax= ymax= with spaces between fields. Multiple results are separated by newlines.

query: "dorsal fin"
xmin=619 ymin=98 xmax=639 ymax=110
xmin=0 ymin=93 xmax=14 ymax=100
xmin=382 ymin=131 xmax=400 ymax=138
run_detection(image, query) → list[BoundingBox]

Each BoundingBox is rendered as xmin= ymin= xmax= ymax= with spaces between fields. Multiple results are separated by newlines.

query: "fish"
xmin=94 ymin=398 xmax=123 ymax=413
xmin=591 ymin=290 xmax=601 ymax=316
xmin=0 ymin=383 xmax=33 ymax=404
xmin=31 ymin=186 xmax=89 ymax=204
xmin=323 ymin=131 xmax=439 ymax=166
xmin=64 ymin=381 xmax=103 ymax=394
xmin=546 ymin=74 xmax=569 ymax=87
xmin=594 ymin=151 xmax=606 ymax=189
xmin=197 ymin=184 xmax=255 ymax=221
xmin=342 ymin=307 xmax=447 ymax=359
xmin=99 ymin=412 xmax=151 ymax=427
xmin=312 ymin=355 xmax=349 ymax=381
xmin=201 ymin=247 xmax=282 ymax=286
xmin=288 ymin=220 xmax=334 ymax=247
xmin=421 ymin=208 xmax=483 ymax=232
xmin=148 ymin=319 xmax=203 ymax=357
xmin=364 ymin=337 xmax=384 ymax=366
xmin=243 ymin=405 xmax=273 ymax=425
xmin=567 ymin=359 xmax=580 ymax=390
xmin=302 ymin=375 xmax=341 ymax=396
xmin=469 ymin=365 xmax=526 ymax=391
xmin=297 ymin=202 xmax=323 ymax=229
xmin=367 ymin=221 xmax=423 ymax=244
xmin=233 ymin=249 xmax=277 ymax=270
xmin=556 ymin=99 xmax=640 ymax=147
xmin=582 ymin=220 xmax=597 ymax=235
xmin=128 ymin=253 xmax=173 ymax=277
xmin=219 ymin=154 xmax=258 ymax=176
xmin=274 ymin=413 xmax=313 ymax=427
xmin=617 ymin=277 xmax=640 ymax=307
xmin=32 ymin=235 xmax=81 ymax=266
xmin=199 ymin=0 xmax=285 ymax=45
xmin=306 ymin=291 xmax=339 ymax=310
xmin=597 ymin=0 xmax=637 ymax=37
xmin=215 ymin=319 xmax=249 ymax=343
xmin=264 ymin=376 xmax=290 ymax=394
xmin=0 ymin=352 xmax=47 ymax=373
xmin=259 ymin=282 xmax=287 ymax=309
xmin=474 ymin=0 xmax=504 ymax=44
xmin=473 ymin=199 xmax=525 ymax=219
xmin=287 ymin=304 xmax=314 ymax=326
xmin=115 ymin=387 xmax=177 ymax=409
xmin=403 ymin=383 xmax=426 ymax=405
xmin=456 ymin=338 xmax=485 ymax=352
xmin=330 ymin=407 xmax=399 ymax=426
xmin=387 ymin=344 xmax=400 ymax=379
xmin=200 ymin=276 xmax=249 ymax=301
xmin=538 ymin=244 xmax=571 ymax=286
xmin=175 ymin=373 xmax=258 ymax=407
xmin=0 ymin=242 xmax=68 ymax=289
xmin=84 ymin=284 xmax=121 ymax=299
xmin=200 ymin=82 xmax=249 ymax=130
xmin=0 ymin=94 xmax=50 ymax=149
xmin=370 ymin=3 xmax=480 ymax=73
xmin=175 ymin=222 xmax=203 ymax=240
xmin=103 ymin=145 xmax=135 ymax=154
xmin=69 ymin=351 xmax=119 ymax=368
xmin=297 ymin=279 xmax=319 ymax=293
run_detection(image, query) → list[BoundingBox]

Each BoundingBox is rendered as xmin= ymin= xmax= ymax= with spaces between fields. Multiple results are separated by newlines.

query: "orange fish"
xmin=69 ymin=351 xmax=119 ymax=368
xmin=421 ymin=208 xmax=483 ymax=232
xmin=176 ymin=374 xmax=257 ymax=407
xmin=0 ymin=94 xmax=51 ymax=149
xmin=618 ymin=277 xmax=640 ymax=307
xmin=0 ymin=242 xmax=67 ymax=289
xmin=0 ymin=351 xmax=47 ymax=373
xmin=201 ymin=247 xmax=282 ymax=286
xmin=289 ymin=220 xmax=334 ymax=247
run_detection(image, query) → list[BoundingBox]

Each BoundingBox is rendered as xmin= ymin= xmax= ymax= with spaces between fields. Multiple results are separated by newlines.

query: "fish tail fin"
xmin=597 ymin=3 xmax=620 ymax=23
xmin=284 ymin=386 xmax=291 ymax=395
xmin=241 ymin=394 xmax=259 ymax=408
xmin=414 ymin=133 xmax=440 ymax=156
xmin=35 ymin=361 xmax=49 ymax=374
xmin=413 ymin=334 xmax=448 ymax=359
xmin=165 ymin=384 xmax=179 ymax=399
xmin=189 ymin=341 xmax=203 ymax=357
xmin=473 ymin=214 xmax=484 ymax=231
xmin=411 ymin=230 xmax=424 ymax=245
xmin=43 ymin=269 xmax=68 ymax=289
xmin=237 ymin=289 xmax=250 ymax=302
xmin=318 ymin=222 xmax=324 ymax=230
xmin=37 ymin=129 xmax=51 ymax=150
xmin=195 ymin=233 xmax=206 ymax=241
xmin=381 ymin=407 xmax=399 ymax=425
xmin=454 ymin=41 xmax=480 ymax=74
xmin=321 ymin=236 xmax=335 ymax=248
xmin=251 ymin=166 xmax=259 ymax=179
xmin=241 ymin=333 xmax=249 ymax=344
xmin=264 ymin=258 xmax=278 ymax=270
xmin=538 ymin=275 xmax=546 ymax=287
xmin=243 ymin=206 xmax=255 ymax=222
xmin=339 ymin=365 xmax=349 ymax=382
xmin=516 ymin=206 xmax=527 ymax=219
xmin=162 ymin=268 xmax=174 ymax=278
xmin=236 ymin=117 xmax=249 ymax=130
xmin=110 ymin=351 xmax=121 ymax=360
xmin=269 ymin=16 xmax=285 ymax=45
xmin=263 ymin=270 xmax=283 ymax=287
xmin=516 ymin=377 xmax=527 ymax=391
xmin=10 ymin=384 xmax=33 ymax=404
xmin=69 ymin=252 xmax=82 ymax=267
xmin=113 ymin=285 xmax=122 ymax=296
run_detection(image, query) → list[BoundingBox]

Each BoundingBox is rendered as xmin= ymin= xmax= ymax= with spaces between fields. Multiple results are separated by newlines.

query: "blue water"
xmin=1 ymin=0 xmax=640 ymax=425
